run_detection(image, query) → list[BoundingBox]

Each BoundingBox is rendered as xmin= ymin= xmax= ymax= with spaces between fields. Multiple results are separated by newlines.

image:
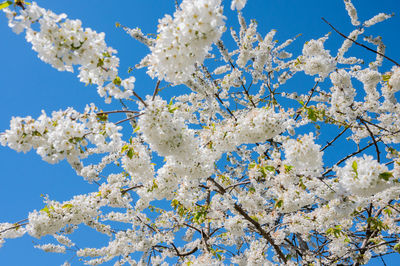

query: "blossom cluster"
xmin=283 ymin=133 xmax=323 ymax=177
xmin=336 ymin=155 xmax=392 ymax=197
xmin=201 ymin=107 xmax=291 ymax=156
xmin=299 ymin=36 xmax=337 ymax=80
xmin=3 ymin=2 xmax=134 ymax=102
xmin=142 ymin=0 xmax=225 ymax=84
xmin=2 ymin=0 xmax=400 ymax=265
xmin=0 ymin=105 xmax=123 ymax=176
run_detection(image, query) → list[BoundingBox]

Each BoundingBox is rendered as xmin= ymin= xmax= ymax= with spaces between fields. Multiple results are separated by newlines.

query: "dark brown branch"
xmin=115 ymin=113 xmax=143 ymax=125
xmin=207 ymin=177 xmax=287 ymax=263
xmin=359 ymin=118 xmax=390 ymax=133
xmin=96 ymin=110 xmax=139 ymax=116
xmin=359 ymin=119 xmax=381 ymax=162
xmin=121 ymin=184 xmax=143 ymax=195
xmin=295 ymin=81 xmax=319 ymax=121
xmin=323 ymin=141 xmax=376 ymax=176
xmin=321 ymin=126 xmax=349 ymax=151
xmin=132 ymin=91 xmax=148 ymax=107
xmin=321 ymin=17 xmax=400 ymax=67
xmin=171 ymin=243 xmax=198 ymax=257
xmin=152 ymin=80 xmax=161 ymax=101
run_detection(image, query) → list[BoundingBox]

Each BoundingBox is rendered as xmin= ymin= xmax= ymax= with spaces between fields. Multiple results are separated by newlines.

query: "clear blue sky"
xmin=1 ymin=0 xmax=399 ymax=265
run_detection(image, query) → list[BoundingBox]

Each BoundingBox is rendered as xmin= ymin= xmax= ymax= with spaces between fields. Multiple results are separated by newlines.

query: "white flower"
xmin=389 ymin=66 xmax=400 ymax=92
xmin=34 ymin=244 xmax=66 ymax=253
xmin=336 ymin=155 xmax=392 ymax=197
xmin=143 ymin=0 xmax=225 ymax=84
xmin=301 ymin=38 xmax=336 ymax=79
xmin=4 ymin=2 xmax=133 ymax=102
xmin=344 ymin=0 xmax=360 ymax=26
xmin=283 ymin=133 xmax=323 ymax=176
xmin=231 ymin=0 xmax=247 ymax=11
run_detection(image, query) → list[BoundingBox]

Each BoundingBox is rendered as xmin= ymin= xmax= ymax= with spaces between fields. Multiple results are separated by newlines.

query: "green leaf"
xmin=394 ymin=243 xmax=400 ymax=253
xmin=383 ymin=207 xmax=392 ymax=216
xmin=97 ymin=113 xmax=108 ymax=122
xmin=113 ymin=76 xmax=122 ymax=86
xmin=40 ymin=206 xmax=51 ymax=217
xmin=97 ymin=58 xmax=104 ymax=67
xmin=168 ymin=106 xmax=178 ymax=113
xmin=382 ymin=74 xmax=391 ymax=82
xmin=250 ymin=215 xmax=259 ymax=222
xmin=0 ymin=1 xmax=12 ymax=10
xmin=326 ymin=225 xmax=343 ymax=238
xmin=275 ymin=199 xmax=283 ymax=208
xmin=379 ymin=171 xmax=393 ymax=181
xmin=307 ymin=107 xmax=317 ymax=122
xmin=264 ymin=165 xmax=275 ymax=172
xmin=294 ymin=58 xmax=302 ymax=66
xmin=121 ymin=144 xmax=129 ymax=153
xmin=284 ymin=165 xmax=293 ymax=173
xmin=352 ymin=161 xmax=357 ymax=172
xmin=126 ymin=148 xmax=134 ymax=159
xmin=352 ymin=160 xmax=358 ymax=179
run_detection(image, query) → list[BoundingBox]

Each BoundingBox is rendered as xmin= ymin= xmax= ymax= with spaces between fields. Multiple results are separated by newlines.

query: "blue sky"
xmin=1 ymin=0 xmax=400 ymax=265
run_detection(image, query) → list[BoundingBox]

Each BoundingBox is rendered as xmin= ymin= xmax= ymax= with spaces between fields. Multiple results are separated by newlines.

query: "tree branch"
xmin=321 ymin=17 xmax=400 ymax=67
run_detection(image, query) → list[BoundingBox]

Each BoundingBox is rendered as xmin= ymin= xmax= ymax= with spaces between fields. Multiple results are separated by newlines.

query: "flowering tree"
xmin=1 ymin=0 xmax=400 ymax=265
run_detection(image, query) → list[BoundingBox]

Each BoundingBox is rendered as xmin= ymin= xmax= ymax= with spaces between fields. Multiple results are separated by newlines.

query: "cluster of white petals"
xmin=0 ymin=223 xmax=26 ymax=248
xmin=27 ymin=193 xmax=109 ymax=238
xmin=283 ymin=133 xmax=323 ymax=176
xmin=389 ymin=66 xmax=400 ymax=92
xmin=34 ymin=243 xmax=66 ymax=253
xmin=201 ymin=107 xmax=291 ymax=156
xmin=3 ymin=2 xmax=134 ymax=102
xmin=142 ymin=0 xmax=225 ymax=84
xmin=344 ymin=0 xmax=360 ymax=26
xmin=121 ymin=138 xmax=154 ymax=184
xmin=0 ymin=105 xmax=122 ymax=173
xmin=336 ymin=155 xmax=393 ymax=197
xmin=137 ymin=96 xmax=199 ymax=161
xmin=2 ymin=0 xmax=400 ymax=265
xmin=231 ymin=0 xmax=247 ymax=11
xmin=329 ymin=69 xmax=356 ymax=119
xmin=300 ymin=37 xmax=336 ymax=80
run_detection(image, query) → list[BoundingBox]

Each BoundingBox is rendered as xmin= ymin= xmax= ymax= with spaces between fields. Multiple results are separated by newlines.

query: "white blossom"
xmin=143 ymin=0 xmax=225 ymax=84
xmin=231 ymin=0 xmax=247 ymax=11
xmin=336 ymin=155 xmax=393 ymax=197
xmin=283 ymin=133 xmax=323 ymax=176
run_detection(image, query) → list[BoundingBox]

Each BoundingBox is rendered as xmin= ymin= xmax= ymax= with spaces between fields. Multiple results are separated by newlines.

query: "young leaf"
xmin=379 ymin=171 xmax=393 ymax=181
xmin=352 ymin=160 xmax=358 ymax=179
xmin=0 ymin=1 xmax=12 ymax=10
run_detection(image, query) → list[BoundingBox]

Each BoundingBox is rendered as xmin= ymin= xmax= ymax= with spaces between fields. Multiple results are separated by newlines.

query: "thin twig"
xmin=152 ymin=80 xmax=161 ymax=101
xmin=96 ymin=110 xmax=139 ymax=116
xmin=132 ymin=91 xmax=148 ymax=107
xmin=321 ymin=126 xmax=349 ymax=151
xmin=295 ymin=81 xmax=319 ymax=121
xmin=323 ymin=141 xmax=376 ymax=176
xmin=321 ymin=17 xmax=400 ymax=67
xmin=121 ymin=185 xmax=143 ymax=195
xmin=115 ymin=113 xmax=143 ymax=125
xmin=207 ymin=177 xmax=287 ymax=263
xmin=359 ymin=119 xmax=381 ymax=162
xmin=0 ymin=223 xmax=28 ymax=234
